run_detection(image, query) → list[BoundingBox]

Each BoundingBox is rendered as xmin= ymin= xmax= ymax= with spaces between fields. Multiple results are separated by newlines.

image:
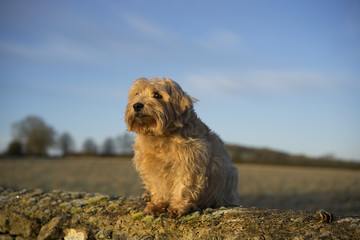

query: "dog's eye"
xmin=153 ymin=92 xmax=162 ymax=99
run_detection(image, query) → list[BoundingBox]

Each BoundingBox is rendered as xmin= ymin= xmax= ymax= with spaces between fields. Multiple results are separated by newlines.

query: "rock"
xmin=8 ymin=212 xmax=40 ymax=238
xmin=0 ymin=212 xmax=9 ymax=232
xmin=37 ymin=216 xmax=65 ymax=240
xmin=0 ymin=234 xmax=13 ymax=240
xmin=293 ymin=217 xmax=304 ymax=223
xmin=63 ymin=229 xmax=87 ymax=240
xmin=318 ymin=232 xmax=332 ymax=239
xmin=315 ymin=209 xmax=334 ymax=223
xmin=94 ymin=230 xmax=112 ymax=239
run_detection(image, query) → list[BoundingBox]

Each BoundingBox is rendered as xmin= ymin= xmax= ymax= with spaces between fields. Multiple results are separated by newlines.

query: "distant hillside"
xmin=225 ymin=144 xmax=360 ymax=169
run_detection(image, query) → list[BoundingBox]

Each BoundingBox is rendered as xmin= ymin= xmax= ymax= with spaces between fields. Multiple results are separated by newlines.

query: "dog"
xmin=125 ymin=77 xmax=239 ymax=217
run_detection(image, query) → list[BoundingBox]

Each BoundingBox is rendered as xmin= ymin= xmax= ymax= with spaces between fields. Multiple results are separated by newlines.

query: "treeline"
xmin=3 ymin=115 xmax=134 ymax=157
xmin=226 ymin=144 xmax=360 ymax=170
xmin=3 ymin=115 xmax=359 ymax=169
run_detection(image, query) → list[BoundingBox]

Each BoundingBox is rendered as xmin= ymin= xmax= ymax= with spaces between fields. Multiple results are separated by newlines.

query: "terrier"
xmin=125 ymin=77 xmax=239 ymax=217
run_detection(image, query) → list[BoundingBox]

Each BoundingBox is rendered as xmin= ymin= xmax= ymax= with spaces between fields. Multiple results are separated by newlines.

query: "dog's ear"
xmin=162 ymin=78 xmax=195 ymax=115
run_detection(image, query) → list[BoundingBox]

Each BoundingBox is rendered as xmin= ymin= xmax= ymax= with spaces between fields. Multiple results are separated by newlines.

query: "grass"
xmin=0 ymin=157 xmax=359 ymax=216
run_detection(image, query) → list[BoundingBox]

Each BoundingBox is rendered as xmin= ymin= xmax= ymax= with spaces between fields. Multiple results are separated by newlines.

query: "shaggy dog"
xmin=125 ymin=77 xmax=239 ymax=217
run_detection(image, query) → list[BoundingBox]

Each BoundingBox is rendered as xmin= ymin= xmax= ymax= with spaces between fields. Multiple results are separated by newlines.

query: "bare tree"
xmin=12 ymin=116 xmax=55 ymax=155
xmin=117 ymin=132 xmax=134 ymax=155
xmin=58 ymin=132 xmax=75 ymax=156
xmin=102 ymin=137 xmax=115 ymax=156
xmin=82 ymin=138 xmax=97 ymax=155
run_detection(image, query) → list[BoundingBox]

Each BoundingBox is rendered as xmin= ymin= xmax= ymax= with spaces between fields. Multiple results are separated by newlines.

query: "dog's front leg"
xmin=168 ymin=184 xmax=199 ymax=217
xmin=142 ymin=185 xmax=169 ymax=215
xmin=167 ymin=150 xmax=208 ymax=217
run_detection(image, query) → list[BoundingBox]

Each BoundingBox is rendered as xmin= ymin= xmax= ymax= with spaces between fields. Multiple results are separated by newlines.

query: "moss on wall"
xmin=0 ymin=187 xmax=359 ymax=239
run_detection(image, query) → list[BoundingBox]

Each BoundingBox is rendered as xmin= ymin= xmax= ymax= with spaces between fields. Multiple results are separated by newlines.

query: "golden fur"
xmin=125 ymin=77 xmax=239 ymax=217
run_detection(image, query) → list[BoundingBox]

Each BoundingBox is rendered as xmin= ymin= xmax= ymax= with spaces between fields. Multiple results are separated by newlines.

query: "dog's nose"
xmin=133 ymin=102 xmax=144 ymax=112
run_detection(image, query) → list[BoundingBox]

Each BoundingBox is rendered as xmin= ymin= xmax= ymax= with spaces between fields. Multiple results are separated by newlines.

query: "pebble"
xmin=212 ymin=209 xmax=237 ymax=217
xmin=293 ymin=217 xmax=304 ymax=223
xmin=318 ymin=232 xmax=331 ymax=239
xmin=64 ymin=229 xmax=86 ymax=240
xmin=350 ymin=223 xmax=360 ymax=229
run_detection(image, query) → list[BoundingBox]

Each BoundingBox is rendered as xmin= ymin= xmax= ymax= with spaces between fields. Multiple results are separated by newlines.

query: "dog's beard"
xmin=125 ymin=103 xmax=169 ymax=136
xmin=126 ymin=112 xmax=157 ymax=135
xmin=125 ymin=104 xmax=187 ymax=136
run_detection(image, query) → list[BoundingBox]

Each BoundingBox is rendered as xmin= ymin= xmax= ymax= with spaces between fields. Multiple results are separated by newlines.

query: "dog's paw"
xmin=167 ymin=207 xmax=185 ymax=218
xmin=167 ymin=204 xmax=192 ymax=218
xmin=145 ymin=202 xmax=167 ymax=215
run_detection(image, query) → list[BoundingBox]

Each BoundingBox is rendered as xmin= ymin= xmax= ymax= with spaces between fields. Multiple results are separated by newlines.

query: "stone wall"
xmin=0 ymin=187 xmax=359 ymax=240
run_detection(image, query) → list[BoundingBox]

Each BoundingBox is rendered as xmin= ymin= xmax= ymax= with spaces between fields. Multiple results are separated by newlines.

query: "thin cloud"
xmin=121 ymin=11 xmax=174 ymax=41
xmin=0 ymin=7 xmax=167 ymax=65
xmin=185 ymin=70 xmax=340 ymax=96
xmin=0 ymin=36 xmax=100 ymax=65
xmin=26 ymin=78 xmax=127 ymax=101
xmin=0 ymin=41 xmax=34 ymax=58
xmin=196 ymin=30 xmax=243 ymax=52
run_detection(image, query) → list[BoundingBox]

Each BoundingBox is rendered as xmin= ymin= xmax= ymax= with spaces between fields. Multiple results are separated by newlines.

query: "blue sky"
xmin=1 ymin=0 xmax=359 ymax=160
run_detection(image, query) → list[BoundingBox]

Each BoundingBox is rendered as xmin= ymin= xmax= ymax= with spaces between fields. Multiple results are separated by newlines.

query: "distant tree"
xmin=117 ymin=132 xmax=134 ymax=155
xmin=58 ymin=132 xmax=75 ymax=156
xmin=12 ymin=116 xmax=55 ymax=155
xmin=102 ymin=137 xmax=115 ymax=156
xmin=82 ymin=138 xmax=97 ymax=155
xmin=6 ymin=140 xmax=23 ymax=156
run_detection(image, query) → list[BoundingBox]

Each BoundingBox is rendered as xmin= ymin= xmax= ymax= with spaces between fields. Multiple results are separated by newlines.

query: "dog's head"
xmin=125 ymin=77 xmax=196 ymax=135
